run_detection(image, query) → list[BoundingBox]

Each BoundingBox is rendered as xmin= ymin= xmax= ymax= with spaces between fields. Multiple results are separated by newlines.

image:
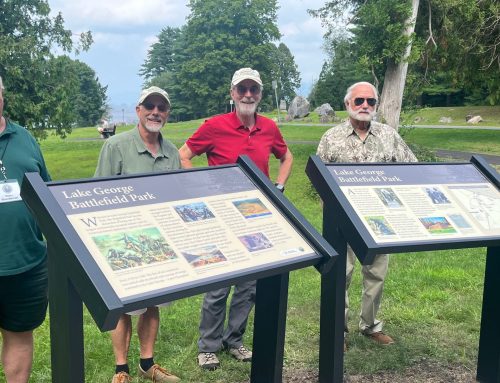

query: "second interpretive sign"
xmin=327 ymin=163 xmax=500 ymax=244
xmin=49 ymin=166 xmax=316 ymax=301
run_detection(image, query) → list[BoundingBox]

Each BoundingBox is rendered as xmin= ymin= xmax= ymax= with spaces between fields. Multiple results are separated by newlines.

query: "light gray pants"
xmin=345 ymin=246 xmax=389 ymax=335
xmin=198 ymin=280 xmax=256 ymax=352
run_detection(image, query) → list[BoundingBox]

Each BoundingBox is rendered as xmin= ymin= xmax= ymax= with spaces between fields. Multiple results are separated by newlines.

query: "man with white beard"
xmin=178 ymin=67 xmax=293 ymax=370
xmin=95 ymin=86 xmax=181 ymax=383
xmin=316 ymin=82 xmax=417 ymax=350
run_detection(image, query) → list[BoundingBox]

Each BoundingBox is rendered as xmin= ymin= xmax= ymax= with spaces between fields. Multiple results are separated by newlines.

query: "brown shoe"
xmin=197 ymin=352 xmax=220 ymax=370
xmin=111 ymin=371 xmax=132 ymax=383
xmin=228 ymin=345 xmax=252 ymax=362
xmin=138 ymin=364 xmax=180 ymax=382
xmin=364 ymin=331 xmax=394 ymax=345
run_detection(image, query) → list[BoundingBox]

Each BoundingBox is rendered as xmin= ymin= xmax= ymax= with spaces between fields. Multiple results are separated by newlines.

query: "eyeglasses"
xmin=142 ymin=102 xmax=169 ymax=112
xmin=235 ymin=84 xmax=261 ymax=96
xmin=353 ymin=98 xmax=377 ymax=107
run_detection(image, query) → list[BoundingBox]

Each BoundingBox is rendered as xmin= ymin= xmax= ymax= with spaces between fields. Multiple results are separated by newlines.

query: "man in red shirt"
xmin=178 ymin=67 xmax=293 ymax=370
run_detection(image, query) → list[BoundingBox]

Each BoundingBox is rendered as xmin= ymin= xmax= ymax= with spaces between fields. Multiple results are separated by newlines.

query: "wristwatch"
xmin=274 ymin=183 xmax=285 ymax=193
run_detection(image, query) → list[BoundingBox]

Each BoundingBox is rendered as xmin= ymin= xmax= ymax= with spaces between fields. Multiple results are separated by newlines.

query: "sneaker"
xmin=112 ymin=371 xmax=132 ymax=383
xmin=138 ymin=364 xmax=180 ymax=382
xmin=197 ymin=352 xmax=220 ymax=371
xmin=228 ymin=345 xmax=252 ymax=362
xmin=364 ymin=331 xmax=395 ymax=345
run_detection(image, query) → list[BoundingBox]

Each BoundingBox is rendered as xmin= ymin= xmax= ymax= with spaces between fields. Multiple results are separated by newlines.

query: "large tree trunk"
xmin=377 ymin=0 xmax=420 ymax=130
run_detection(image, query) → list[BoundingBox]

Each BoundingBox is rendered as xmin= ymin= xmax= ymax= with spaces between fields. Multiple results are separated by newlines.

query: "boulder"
xmin=320 ymin=115 xmax=333 ymax=123
xmin=466 ymin=115 xmax=483 ymax=124
xmin=287 ymin=96 xmax=310 ymax=119
xmin=439 ymin=117 xmax=452 ymax=123
xmin=315 ymin=103 xmax=335 ymax=117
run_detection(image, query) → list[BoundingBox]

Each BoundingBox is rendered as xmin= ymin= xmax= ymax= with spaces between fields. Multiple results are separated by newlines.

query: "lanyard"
xmin=0 ymin=135 xmax=11 ymax=180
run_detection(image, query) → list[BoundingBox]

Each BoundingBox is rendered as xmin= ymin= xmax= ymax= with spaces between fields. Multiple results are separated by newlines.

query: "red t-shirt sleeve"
xmin=186 ymin=120 xmax=215 ymax=155
xmin=272 ymin=126 xmax=288 ymax=159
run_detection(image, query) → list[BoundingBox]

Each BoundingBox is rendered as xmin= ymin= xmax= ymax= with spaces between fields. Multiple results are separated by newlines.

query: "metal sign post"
xmin=272 ymin=80 xmax=281 ymax=123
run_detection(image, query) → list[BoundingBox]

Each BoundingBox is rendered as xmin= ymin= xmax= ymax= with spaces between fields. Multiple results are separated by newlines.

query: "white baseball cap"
xmin=231 ymin=68 xmax=263 ymax=86
xmin=138 ymin=86 xmax=171 ymax=106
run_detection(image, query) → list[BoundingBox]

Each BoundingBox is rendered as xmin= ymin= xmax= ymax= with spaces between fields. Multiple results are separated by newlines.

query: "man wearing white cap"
xmin=95 ymin=86 xmax=181 ymax=383
xmin=179 ymin=68 xmax=293 ymax=370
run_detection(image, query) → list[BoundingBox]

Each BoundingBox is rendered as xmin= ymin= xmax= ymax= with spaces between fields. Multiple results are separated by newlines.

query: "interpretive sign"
xmin=48 ymin=166 xmax=318 ymax=301
xmin=306 ymin=157 xmax=500 ymax=264
xmin=22 ymin=157 xmax=336 ymax=383
xmin=328 ymin=163 xmax=500 ymax=244
xmin=306 ymin=155 xmax=500 ymax=383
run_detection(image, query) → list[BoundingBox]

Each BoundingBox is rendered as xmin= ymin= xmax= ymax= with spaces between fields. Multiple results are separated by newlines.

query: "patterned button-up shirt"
xmin=316 ymin=120 xmax=418 ymax=163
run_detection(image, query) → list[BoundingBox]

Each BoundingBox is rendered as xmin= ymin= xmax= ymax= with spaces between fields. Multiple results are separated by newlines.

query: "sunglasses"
xmin=142 ymin=102 xmax=169 ymax=112
xmin=235 ymin=84 xmax=261 ymax=96
xmin=353 ymin=97 xmax=377 ymax=107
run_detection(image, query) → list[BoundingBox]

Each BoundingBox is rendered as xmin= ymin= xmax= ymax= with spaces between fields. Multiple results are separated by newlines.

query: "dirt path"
xmin=278 ymin=360 xmax=476 ymax=382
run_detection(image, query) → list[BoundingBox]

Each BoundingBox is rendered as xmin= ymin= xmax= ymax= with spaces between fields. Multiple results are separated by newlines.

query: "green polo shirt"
xmin=94 ymin=126 xmax=181 ymax=177
xmin=0 ymin=120 xmax=51 ymax=276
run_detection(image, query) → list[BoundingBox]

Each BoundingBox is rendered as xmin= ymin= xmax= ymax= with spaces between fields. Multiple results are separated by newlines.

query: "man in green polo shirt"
xmin=0 ymin=75 xmax=51 ymax=383
xmin=95 ymin=86 xmax=181 ymax=383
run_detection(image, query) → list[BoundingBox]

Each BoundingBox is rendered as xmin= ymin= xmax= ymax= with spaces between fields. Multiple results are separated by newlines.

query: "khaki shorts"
xmin=127 ymin=301 xmax=172 ymax=316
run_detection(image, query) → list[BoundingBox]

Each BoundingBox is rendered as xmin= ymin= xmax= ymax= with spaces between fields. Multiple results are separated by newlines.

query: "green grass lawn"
xmin=401 ymin=105 xmax=500 ymax=127
xmin=1 ymin=117 xmax=497 ymax=382
xmin=400 ymin=128 xmax=500 ymax=155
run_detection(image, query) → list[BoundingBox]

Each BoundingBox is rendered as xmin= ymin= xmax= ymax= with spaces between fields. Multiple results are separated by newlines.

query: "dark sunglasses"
xmin=354 ymin=97 xmax=377 ymax=107
xmin=236 ymin=84 xmax=261 ymax=96
xmin=142 ymin=102 xmax=169 ymax=112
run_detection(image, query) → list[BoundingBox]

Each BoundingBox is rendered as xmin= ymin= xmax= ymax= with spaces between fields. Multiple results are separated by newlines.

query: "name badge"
xmin=0 ymin=179 xmax=22 ymax=203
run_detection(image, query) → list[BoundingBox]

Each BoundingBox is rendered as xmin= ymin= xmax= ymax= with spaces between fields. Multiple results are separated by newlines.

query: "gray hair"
xmin=344 ymin=82 xmax=378 ymax=103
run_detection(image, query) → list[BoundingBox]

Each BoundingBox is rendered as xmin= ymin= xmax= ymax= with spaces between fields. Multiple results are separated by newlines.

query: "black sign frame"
xmin=21 ymin=155 xmax=337 ymax=383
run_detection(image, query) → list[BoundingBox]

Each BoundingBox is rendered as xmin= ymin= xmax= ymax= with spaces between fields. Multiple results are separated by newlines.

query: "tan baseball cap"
xmin=137 ymin=86 xmax=171 ymax=106
xmin=231 ymin=68 xmax=263 ymax=86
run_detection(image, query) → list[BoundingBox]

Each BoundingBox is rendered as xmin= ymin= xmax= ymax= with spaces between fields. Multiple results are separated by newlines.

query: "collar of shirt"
xmin=131 ymin=125 xmax=168 ymax=158
xmin=342 ymin=120 xmax=381 ymax=139
xmin=229 ymin=111 xmax=262 ymax=133
xmin=0 ymin=119 xmax=17 ymax=139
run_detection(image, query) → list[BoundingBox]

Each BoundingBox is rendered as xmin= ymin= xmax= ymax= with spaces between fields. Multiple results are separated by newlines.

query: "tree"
xmin=140 ymin=27 xmax=183 ymax=81
xmin=377 ymin=0 xmax=419 ymax=128
xmin=310 ymin=0 xmax=419 ymax=129
xmin=311 ymin=0 xmax=500 ymax=123
xmin=408 ymin=0 xmax=500 ymax=106
xmin=72 ymin=59 xmax=108 ymax=127
xmin=308 ymin=39 xmax=371 ymax=109
xmin=141 ymin=0 xmax=301 ymax=120
xmin=0 ymin=0 xmax=93 ymax=138
xmin=176 ymin=0 xmax=282 ymax=119
xmin=270 ymin=43 xmax=301 ymax=105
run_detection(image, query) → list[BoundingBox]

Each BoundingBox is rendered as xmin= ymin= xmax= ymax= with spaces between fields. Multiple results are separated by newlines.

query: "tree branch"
xmin=425 ymin=1 xmax=437 ymax=48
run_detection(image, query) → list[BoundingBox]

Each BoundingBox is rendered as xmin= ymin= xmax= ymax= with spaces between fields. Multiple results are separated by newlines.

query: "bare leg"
xmin=1 ymin=329 xmax=33 ymax=383
xmin=111 ymin=314 xmax=132 ymax=365
xmin=137 ymin=307 xmax=159 ymax=358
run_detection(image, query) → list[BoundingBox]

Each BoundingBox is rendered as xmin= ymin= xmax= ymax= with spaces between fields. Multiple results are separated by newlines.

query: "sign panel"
xmin=279 ymin=100 xmax=287 ymax=111
xmin=327 ymin=163 xmax=500 ymax=244
xmin=49 ymin=167 xmax=316 ymax=301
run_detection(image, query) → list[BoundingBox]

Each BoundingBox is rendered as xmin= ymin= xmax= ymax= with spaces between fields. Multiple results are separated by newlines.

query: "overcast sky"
xmin=47 ymin=0 xmax=327 ymax=120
